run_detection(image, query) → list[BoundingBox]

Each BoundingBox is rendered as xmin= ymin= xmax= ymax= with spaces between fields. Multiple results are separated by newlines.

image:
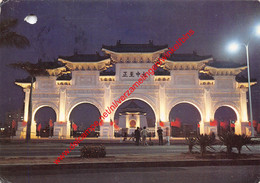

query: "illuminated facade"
xmin=14 ymin=41 xmax=256 ymax=139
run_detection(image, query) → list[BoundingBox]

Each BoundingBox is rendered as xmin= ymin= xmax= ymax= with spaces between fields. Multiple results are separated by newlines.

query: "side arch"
xmin=213 ymin=101 xmax=240 ymax=122
xmin=66 ymin=97 xmax=103 ymax=122
xmin=167 ymin=98 xmax=204 ymax=122
xmin=32 ymin=102 xmax=59 ymax=122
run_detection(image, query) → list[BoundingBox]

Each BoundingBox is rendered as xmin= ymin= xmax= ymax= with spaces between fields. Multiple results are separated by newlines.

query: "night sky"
xmin=0 ymin=1 xmax=260 ymax=125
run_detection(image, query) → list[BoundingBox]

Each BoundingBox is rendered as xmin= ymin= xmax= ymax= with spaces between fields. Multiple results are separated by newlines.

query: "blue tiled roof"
xmin=207 ymin=61 xmax=246 ymax=68
xmin=102 ymin=40 xmax=168 ymax=53
xmin=59 ymin=52 xmax=110 ymax=62
xmin=165 ymin=52 xmax=212 ymax=62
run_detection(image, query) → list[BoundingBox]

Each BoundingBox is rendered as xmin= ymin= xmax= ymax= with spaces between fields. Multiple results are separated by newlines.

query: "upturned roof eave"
xmin=58 ymin=57 xmax=111 ymax=64
xmin=164 ymin=57 xmax=213 ymax=63
xmin=205 ymin=65 xmax=247 ymax=70
xmin=101 ymin=48 xmax=168 ymax=54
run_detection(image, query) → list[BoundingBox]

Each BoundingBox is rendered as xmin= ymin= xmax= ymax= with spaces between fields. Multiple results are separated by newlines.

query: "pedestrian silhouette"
xmin=157 ymin=127 xmax=163 ymax=145
xmin=134 ymin=127 xmax=141 ymax=146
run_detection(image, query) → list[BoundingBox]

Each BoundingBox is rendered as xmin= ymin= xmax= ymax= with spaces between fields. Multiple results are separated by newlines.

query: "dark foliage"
xmin=196 ymin=133 xmax=216 ymax=156
xmin=0 ymin=18 xmax=30 ymax=48
xmin=80 ymin=145 xmax=106 ymax=158
xmin=185 ymin=136 xmax=196 ymax=153
xmin=219 ymin=132 xmax=253 ymax=155
xmin=234 ymin=134 xmax=252 ymax=154
xmin=9 ymin=60 xmax=65 ymax=76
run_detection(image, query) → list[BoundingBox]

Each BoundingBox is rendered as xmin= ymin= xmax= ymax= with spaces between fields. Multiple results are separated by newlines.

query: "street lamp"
xmin=0 ymin=0 xmax=9 ymax=14
xmin=227 ymin=25 xmax=260 ymax=137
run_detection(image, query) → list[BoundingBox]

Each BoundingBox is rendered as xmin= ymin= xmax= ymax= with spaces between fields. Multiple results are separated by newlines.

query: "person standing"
xmin=141 ymin=126 xmax=148 ymax=146
xmin=139 ymin=127 xmax=143 ymax=143
xmin=157 ymin=127 xmax=163 ymax=145
xmin=123 ymin=132 xmax=127 ymax=141
xmin=134 ymin=127 xmax=141 ymax=146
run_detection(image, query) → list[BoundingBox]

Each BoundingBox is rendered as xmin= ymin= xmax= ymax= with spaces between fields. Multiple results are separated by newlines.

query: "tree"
xmin=0 ymin=18 xmax=30 ymax=48
xmin=9 ymin=61 xmax=64 ymax=142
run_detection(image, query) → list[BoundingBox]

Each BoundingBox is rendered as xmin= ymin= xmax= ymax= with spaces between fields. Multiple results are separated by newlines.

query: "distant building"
xmin=118 ymin=101 xmax=148 ymax=134
xmin=5 ymin=109 xmax=24 ymax=126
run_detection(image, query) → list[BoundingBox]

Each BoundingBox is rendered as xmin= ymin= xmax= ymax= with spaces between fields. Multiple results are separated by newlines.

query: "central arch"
xmin=112 ymin=97 xmax=157 ymax=137
xmin=110 ymin=95 xmax=158 ymax=123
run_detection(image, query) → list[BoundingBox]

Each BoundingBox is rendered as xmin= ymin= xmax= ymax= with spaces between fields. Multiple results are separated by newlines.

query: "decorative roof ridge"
xmin=236 ymin=75 xmax=257 ymax=83
xmin=205 ymin=61 xmax=247 ymax=69
xmin=102 ymin=40 xmax=168 ymax=53
xmin=15 ymin=76 xmax=35 ymax=83
xmin=58 ymin=52 xmax=110 ymax=63
xmin=165 ymin=52 xmax=212 ymax=62
xmin=120 ymin=100 xmax=145 ymax=113
xmin=205 ymin=65 xmax=247 ymax=69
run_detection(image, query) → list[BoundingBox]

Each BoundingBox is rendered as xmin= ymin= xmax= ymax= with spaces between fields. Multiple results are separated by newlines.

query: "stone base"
xmin=161 ymin=122 xmax=170 ymax=137
xmin=240 ymin=122 xmax=253 ymax=136
xmin=100 ymin=122 xmax=114 ymax=138
xmin=14 ymin=122 xmax=27 ymax=139
xmin=53 ymin=122 xmax=70 ymax=139
xmin=200 ymin=122 xmax=217 ymax=135
xmin=14 ymin=120 xmax=42 ymax=139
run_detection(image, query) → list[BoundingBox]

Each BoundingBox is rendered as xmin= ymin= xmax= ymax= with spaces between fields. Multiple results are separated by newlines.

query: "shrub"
xmin=196 ymin=133 xmax=215 ymax=156
xmin=218 ymin=131 xmax=235 ymax=155
xmin=80 ymin=145 xmax=106 ymax=158
xmin=219 ymin=132 xmax=252 ymax=155
xmin=234 ymin=134 xmax=252 ymax=154
xmin=185 ymin=136 xmax=196 ymax=153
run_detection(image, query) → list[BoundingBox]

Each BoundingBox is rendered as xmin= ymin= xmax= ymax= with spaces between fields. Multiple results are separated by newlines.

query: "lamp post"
xmin=0 ymin=0 xmax=9 ymax=14
xmin=227 ymin=25 xmax=260 ymax=137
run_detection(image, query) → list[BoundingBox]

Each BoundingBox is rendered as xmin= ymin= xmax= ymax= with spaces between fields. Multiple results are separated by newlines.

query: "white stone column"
xmin=159 ymin=83 xmax=167 ymax=122
xmin=104 ymin=84 xmax=111 ymax=121
xmin=30 ymin=120 xmax=37 ymax=139
xmin=58 ymin=88 xmax=67 ymax=122
xmin=236 ymin=88 xmax=249 ymax=135
xmin=158 ymin=83 xmax=167 ymax=138
xmin=54 ymin=88 xmax=70 ymax=139
xmin=15 ymin=88 xmax=33 ymax=139
xmin=23 ymin=88 xmax=30 ymax=122
xmin=100 ymin=84 xmax=114 ymax=138
xmin=240 ymin=88 xmax=248 ymax=122
xmin=201 ymin=87 xmax=216 ymax=135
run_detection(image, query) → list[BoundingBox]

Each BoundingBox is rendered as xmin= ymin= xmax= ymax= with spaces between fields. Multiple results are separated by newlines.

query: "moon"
xmin=24 ymin=14 xmax=38 ymax=24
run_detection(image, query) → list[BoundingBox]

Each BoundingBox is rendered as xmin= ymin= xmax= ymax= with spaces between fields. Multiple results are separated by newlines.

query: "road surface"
xmin=1 ymin=165 xmax=260 ymax=183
